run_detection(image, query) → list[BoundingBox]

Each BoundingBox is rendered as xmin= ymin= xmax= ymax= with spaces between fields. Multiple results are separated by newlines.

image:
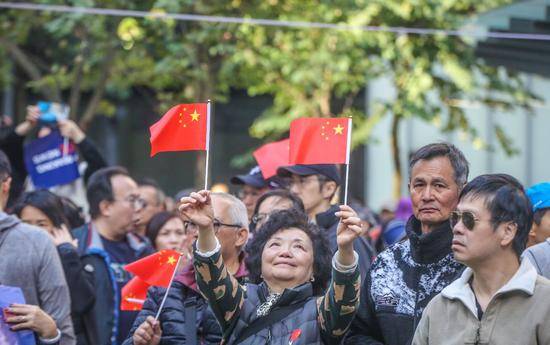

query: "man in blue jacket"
xmin=73 ymin=166 xmax=153 ymax=345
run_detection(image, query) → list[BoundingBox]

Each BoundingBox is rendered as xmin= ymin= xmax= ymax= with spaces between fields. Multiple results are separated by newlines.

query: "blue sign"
xmin=0 ymin=285 xmax=36 ymax=345
xmin=24 ymin=130 xmax=80 ymax=188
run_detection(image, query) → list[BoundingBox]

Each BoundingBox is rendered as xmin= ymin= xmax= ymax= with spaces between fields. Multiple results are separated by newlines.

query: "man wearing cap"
xmin=231 ymin=166 xmax=269 ymax=221
xmin=522 ymin=182 xmax=550 ymax=279
xmin=277 ymin=163 xmax=374 ymax=280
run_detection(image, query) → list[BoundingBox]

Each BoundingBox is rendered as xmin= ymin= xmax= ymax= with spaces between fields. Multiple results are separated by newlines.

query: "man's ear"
xmin=321 ymin=181 xmax=337 ymax=200
xmin=99 ymin=199 xmax=113 ymax=218
xmin=500 ymin=221 xmax=518 ymax=247
xmin=1 ymin=176 xmax=11 ymax=196
xmin=235 ymin=227 xmax=249 ymax=249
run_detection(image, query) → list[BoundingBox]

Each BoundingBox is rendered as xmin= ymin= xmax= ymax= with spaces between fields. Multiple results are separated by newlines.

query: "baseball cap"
xmin=276 ymin=164 xmax=341 ymax=185
xmin=230 ymin=166 xmax=268 ymax=189
xmin=526 ymin=182 xmax=550 ymax=212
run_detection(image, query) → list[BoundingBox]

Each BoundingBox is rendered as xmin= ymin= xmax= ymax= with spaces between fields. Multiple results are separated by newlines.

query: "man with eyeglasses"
xmin=347 ymin=143 xmax=468 ymax=345
xmin=73 ymin=166 xmax=154 ymax=345
xmin=276 ymin=163 xmax=374 ymax=282
xmin=134 ymin=178 xmax=166 ymax=239
xmin=230 ymin=166 xmax=269 ymax=222
xmin=413 ymin=174 xmax=550 ymax=345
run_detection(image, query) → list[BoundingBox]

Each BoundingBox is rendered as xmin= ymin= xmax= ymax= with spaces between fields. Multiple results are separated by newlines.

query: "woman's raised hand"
xmin=178 ymin=190 xmax=214 ymax=230
xmin=335 ymin=205 xmax=365 ymax=266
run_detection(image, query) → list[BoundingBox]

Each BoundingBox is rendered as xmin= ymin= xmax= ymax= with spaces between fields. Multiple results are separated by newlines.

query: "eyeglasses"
xmin=450 ymin=211 xmax=481 ymax=231
xmin=213 ymin=219 xmax=241 ymax=233
xmin=238 ymin=189 xmax=262 ymax=199
xmin=114 ymin=194 xmax=146 ymax=210
xmin=287 ymin=175 xmax=327 ymax=190
xmin=251 ymin=213 xmax=268 ymax=224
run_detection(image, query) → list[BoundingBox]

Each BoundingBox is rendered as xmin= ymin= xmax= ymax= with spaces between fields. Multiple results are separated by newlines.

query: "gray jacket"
xmin=0 ymin=212 xmax=76 ymax=345
xmin=522 ymin=238 xmax=550 ymax=279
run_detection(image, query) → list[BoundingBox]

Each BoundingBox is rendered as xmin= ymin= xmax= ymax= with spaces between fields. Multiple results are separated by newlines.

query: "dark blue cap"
xmin=527 ymin=182 xmax=550 ymax=212
xmin=277 ymin=164 xmax=341 ymax=185
xmin=230 ymin=166 xmax=268 ymax=189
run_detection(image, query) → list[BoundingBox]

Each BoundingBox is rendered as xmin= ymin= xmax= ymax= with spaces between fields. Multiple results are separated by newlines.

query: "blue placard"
xmin=0 ymin=285 xmax=36 ymax=345
xmin=23 ymin=130 xmax=80 ymax=188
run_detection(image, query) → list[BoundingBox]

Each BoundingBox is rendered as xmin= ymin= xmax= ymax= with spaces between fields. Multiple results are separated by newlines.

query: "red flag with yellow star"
xmin=124 ymin=250 xmax=181 ymax=287
xmin=120 ymin=276 xmax=150 ymax=311
xmin=289 ymin=117 xmax=351 ymax=165
xmin=149 ymin=103 xmax=210 ymax=157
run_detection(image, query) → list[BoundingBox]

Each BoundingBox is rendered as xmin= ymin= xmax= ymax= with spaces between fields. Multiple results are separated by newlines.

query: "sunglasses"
xmin=450 ymin=211 xmax=480 ymax=231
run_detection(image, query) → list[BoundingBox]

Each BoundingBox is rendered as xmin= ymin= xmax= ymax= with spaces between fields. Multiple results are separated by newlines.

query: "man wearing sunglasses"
xmin=348 ymin=142 xmax=468 ymax=345
xmin=413 ymin=174 xmax=550 ymax=345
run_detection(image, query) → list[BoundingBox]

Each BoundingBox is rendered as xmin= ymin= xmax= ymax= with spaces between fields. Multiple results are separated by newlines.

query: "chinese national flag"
xmin=289 ymin=118 xmax=351 ymax=165
xmin=149 ymin=103 xmax=210 ymax=157
xmin=124 ymin=250 xmax=181 ymax=287
xmin=121 ymin=276 xmax=149 ymax=311
xmin=253 ymin=139 xmax=290 ymax=179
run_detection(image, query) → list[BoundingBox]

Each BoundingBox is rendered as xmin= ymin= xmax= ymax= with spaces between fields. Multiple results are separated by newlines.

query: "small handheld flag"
xmin=253 ymin=138 xmax=290 ymax=179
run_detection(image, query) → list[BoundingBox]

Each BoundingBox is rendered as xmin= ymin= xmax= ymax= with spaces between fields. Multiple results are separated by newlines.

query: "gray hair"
xmin=211 ymin=192 xmax=249 ymax=231
xmin=408 ymin=142 xmax=469 ymax=188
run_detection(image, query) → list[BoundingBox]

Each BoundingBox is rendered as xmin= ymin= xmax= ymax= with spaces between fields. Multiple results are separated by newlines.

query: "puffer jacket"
xmin=346 ymin=217 xmax=465 ymax=345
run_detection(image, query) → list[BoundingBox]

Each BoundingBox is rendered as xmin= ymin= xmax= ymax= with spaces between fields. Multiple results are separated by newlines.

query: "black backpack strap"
xmin=234 ymin=299 xmax=308 ymax=344
xmin=184 ymin=295 xmax=197 ymax=345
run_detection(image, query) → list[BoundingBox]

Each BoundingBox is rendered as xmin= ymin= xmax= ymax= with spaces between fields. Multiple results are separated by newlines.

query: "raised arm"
xmin=318 ymin=205 xmax=363 ymax=345
xmin=179 ymin=191 xmax=245 ymax=338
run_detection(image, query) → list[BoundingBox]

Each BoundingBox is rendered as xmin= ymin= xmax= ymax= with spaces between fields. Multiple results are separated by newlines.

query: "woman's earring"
xmin=310 ymin=276 xmax=315 ymax=282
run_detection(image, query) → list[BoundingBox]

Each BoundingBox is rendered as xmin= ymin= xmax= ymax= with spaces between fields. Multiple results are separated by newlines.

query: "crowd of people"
xmin=0 ymin=109 xmax=549 ymax=345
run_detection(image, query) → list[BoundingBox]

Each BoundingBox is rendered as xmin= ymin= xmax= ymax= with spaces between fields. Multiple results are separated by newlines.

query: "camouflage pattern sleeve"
xmin=317 ymin=260 xmax=361 ymax=345
xmin=193 ymin=248 xmax=245 ymax=339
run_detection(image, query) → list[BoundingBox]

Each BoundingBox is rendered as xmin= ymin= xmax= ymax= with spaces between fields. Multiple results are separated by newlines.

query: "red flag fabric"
xmin=289 ymin=118 xmax=351 ymax=165
xmin=124 ymin=250 xmax=181 ymax=287
xmin=149 ymin=103 xmax=210 ymax=157
xmin=253 ymin=139 xmax=290 ymax=179
xmin=120 ymin=276 xmax=149 ymax=311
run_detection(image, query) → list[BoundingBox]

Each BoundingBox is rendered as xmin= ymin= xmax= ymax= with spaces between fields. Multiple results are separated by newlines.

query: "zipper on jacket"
xmin=474 ymin=323 xmax=480 ymax=345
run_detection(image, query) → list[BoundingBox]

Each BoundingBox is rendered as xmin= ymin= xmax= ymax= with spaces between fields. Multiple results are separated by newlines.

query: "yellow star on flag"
xmin=333 ymin=124 xmax=344 ymax=135
xmin=167 ymin=256 xmax=177 ymax=265
xmin=190 ymin=110 xmax=200 ymax=121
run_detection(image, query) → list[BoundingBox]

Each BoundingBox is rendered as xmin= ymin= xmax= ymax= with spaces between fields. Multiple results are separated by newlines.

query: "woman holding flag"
xmin=180 ymin=190 xmax=362 ymax=345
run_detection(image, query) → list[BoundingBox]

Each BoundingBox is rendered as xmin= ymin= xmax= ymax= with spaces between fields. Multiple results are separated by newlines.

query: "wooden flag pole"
xmin=154 ymin=254 xmax=183 ymax=321
xmin=204 ymin=100 xmax=212 ymax=190
xmin=343 ymin=117 xmax=352 ymax=205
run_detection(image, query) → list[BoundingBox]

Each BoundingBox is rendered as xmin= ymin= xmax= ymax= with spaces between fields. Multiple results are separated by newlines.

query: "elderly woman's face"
xmin=261 ymin=227 xmax=314 ymax=289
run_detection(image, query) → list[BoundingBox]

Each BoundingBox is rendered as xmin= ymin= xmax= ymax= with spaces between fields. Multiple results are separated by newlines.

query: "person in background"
xmin=72 ymin=166 xmax=153 ymax=345
xmin=249 ymin=189 xmax=305 ymax=235
xmin=145 ymin=211 xmax=189 ymax=256
xmin=413 ymin=174 xmax=550 ymax=345
xmin=347 ymin=142 xmax=468 ymax=345
xmin=0 ymin=149 xmax=75 ymax=344
xmin=277 ymin=163 xmax=375 ymax=281
xmin=126 ymin=192 xmax=249 ymax=345
xmin=14 ymin=189 xmax=97 ymax=345
xmin=231 ymin=166 xmax=269 ymax=221
xmin=135 ymin=179 xmax=165 ymax=239
xmin=522 ymin=182 xmax=550 ymax=278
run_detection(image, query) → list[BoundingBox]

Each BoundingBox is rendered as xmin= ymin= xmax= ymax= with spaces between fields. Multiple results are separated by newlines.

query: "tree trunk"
xmin=390 ymin=114 xmax=402 ymax=199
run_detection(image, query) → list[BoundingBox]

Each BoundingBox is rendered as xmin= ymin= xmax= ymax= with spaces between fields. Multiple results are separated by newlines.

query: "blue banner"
xmin=24 ymin=130 xmax=80 ymax=188
xmin=0 ymin=285 xmax=36 ymax=345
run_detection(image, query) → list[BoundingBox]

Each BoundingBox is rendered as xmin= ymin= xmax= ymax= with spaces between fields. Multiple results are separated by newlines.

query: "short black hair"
xmin=250 ymin=189 xmax=305 ymax=233
xmin=245 ymin=209 xmax=332 ymax=296
xmin=13 ymin=190 xmax=68 ymax=228
xmin=87 ymin=166 xmax=130 ymax=219
xmin=533 ymin=208 xmax=550 ymax=226
xmin=146 ymin=211 xmax=181 ymax=249
xmin=0 ymin=149 xmax=12 ymax=179
xmin=138 ymin=177 xmax=165 ymax=206
xmin=59 ymin=196 xmax=86 ymax=229
xmin=460 ymin=174 xmax=533 ymax=257
xmin=409 ymin=142 xmax=469 ymax=188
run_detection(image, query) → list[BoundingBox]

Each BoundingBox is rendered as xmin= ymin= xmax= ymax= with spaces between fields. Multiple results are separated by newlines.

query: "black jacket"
xmin=122 ymin=280 xmax=222 ymax=345
xmin=316 ymin=204 xmax=375 ymax=283
xmin=345 ymin=217 xmax=464 ymax=345
xmin=73 ymin=223 xmax=154 ymax=345
xmin=56 ymin=243 xmax=98 ymax=345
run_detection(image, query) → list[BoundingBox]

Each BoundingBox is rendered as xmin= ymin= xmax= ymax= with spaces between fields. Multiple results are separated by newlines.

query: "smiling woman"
xmin=179 ymin=190 xmax=363 ymax=345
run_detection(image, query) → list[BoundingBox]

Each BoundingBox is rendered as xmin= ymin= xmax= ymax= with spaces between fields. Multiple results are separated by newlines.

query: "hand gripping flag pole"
xmin=204 ymin=100 xmax=211 ymax=190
